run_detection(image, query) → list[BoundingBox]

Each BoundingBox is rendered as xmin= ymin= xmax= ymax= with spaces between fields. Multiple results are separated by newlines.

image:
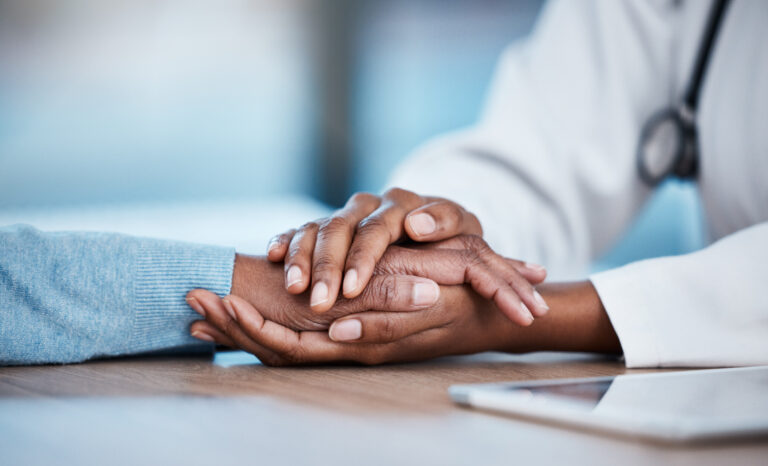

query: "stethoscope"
xmin=636 ymin=0 xmax=730 ymax=186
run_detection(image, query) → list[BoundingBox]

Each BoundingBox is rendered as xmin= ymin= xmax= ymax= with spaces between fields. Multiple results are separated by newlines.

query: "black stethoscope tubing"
xmin=636 ymin=0 xmax=731 ymax=186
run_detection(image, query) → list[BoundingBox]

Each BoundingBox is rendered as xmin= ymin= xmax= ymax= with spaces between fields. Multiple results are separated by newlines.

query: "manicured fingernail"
xmin=411 ymin=280 xmax=439 ymax=306
xmin=191 ymin=330 xmax=214 ymax=342
xmin=343 ymin=269 xmax=359 ymax=295
xmin=311 ymin=282 xmax=329 ymax=307
xmin=525 ymin=262 xmax=547 ymax=274
xmin=520 ymin=303 xmax=535 ymax=324
xmin=222 ymin=298 xmax=237 ymax=320
xmin=286 ymin=265 xmax=303 ymax=288
xmin=186 ymin=297 xmax=205 ymax=317
xmin=329 ymin=319 xmax=362 ymax=342
xmin=533 ymin=290 xmax=549 ymax=311
xmin=408 ymin=213 xmax=437 ymax=237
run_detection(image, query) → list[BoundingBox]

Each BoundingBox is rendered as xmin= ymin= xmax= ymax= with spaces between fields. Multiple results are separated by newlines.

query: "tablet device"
xmin=449 ymin=366 xmax=768 ymax=443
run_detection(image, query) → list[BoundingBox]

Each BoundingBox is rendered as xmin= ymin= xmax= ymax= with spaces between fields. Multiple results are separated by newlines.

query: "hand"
xmin=266 ymin=187 xmax=548 ymax=317
xmin=189 ymin=281 xmax=621 ymax=366
xmin=190 ymin=284 xmax=503 ymax=366
xmin=266 ymin=188 xmax=497 ymax=312
xmin=186 ymin=254 xmax=442 ymax=335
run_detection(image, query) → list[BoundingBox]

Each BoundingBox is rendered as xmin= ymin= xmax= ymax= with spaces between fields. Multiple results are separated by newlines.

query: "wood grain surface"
xmin=1 ymin=351 xmax=766 ymax=466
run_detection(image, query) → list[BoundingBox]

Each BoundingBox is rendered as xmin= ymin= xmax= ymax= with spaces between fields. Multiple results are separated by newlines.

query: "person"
xmin=190 ymin=0 xmax=768 ymax=368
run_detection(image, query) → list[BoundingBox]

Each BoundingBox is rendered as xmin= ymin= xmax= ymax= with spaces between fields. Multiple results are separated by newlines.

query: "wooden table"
xmin=1 ymin=351 xmax=765 ymax=465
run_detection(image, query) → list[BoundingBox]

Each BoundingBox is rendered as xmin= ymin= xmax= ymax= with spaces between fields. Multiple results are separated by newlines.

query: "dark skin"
xmin=188 ymin=252 xmax=621 ymax=366
xmin=266 ymin=188 xmax=550 ymax=322
xmin=187 ymin=237 xmax=548 ymax=340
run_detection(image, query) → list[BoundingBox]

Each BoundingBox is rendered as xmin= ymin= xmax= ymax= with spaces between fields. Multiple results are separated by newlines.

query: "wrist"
xmin=231 ymin=254 xmax=276 ymax=302
xmin=492 ymin=280 xmax=622 ymax=355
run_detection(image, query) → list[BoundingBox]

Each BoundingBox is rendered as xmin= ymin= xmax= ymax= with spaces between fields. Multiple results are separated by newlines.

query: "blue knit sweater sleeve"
xmin=0 ymin=224 xmax=235 ymax=365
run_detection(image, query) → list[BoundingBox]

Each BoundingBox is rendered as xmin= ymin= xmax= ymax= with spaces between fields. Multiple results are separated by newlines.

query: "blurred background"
xmin=0 ymin=0 xmax=704 ymax=269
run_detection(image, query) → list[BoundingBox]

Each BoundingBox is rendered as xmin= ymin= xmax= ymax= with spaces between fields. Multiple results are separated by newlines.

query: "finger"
xmin=328 ymin=309 xmax=438 ymax=344
xmin=472 ymin=248 xmax=549 ymax=318
xmin=283 ymin=222 xmax=319 ymax=294
xmin=399 ymin=236 xmax=549 ymax=316
xmin=192 ymin=291 xmax=288 ymax=366
xmin=371 ymin=246 xmax=538 ymax=325
xmin=404 ymin=200 xmax=482 ymax=241
xmin=450 ymin=236 xmax=547 ymax=319
xmin=310 ymin=193 xmax=381 ymax=313
xmin=230 ymin=295 xmax=449 ymax=366
xmin=343 ymin=189 xmax=424 ymax=299
xmin=410 ymin=240 xmax=547 ymax=284
xmin=266 ymin=229 xmax=297 ymax=262
xmin=505 ymin=258 xmax=548 ymax=285
xmin=190 ymin=320 xmax=237 ymax=348
xmin=339 ymin=273 xmax=440 ymax=315
xmin=227 ymin=295 xmax=356 ymax=365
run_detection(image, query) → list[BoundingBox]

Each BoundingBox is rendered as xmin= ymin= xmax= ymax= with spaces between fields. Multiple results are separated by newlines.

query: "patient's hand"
xmin=186 ymin=254 xmax=440 ymax=333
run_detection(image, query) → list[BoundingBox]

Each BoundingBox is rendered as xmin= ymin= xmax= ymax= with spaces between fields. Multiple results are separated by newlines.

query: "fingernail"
xmin=411 ymin=280 xmax=439 ymax=306
xmin=286 ymin=265 xmax=302 ymax=288
xmin=186 ymin=297 xmax=205 ymax=317
xmin=408 ymin=213 xmax=437 ymax=237
xmin=520 ymin=303 xmax=535 ymax=324
xmin=343 ymin=269 xmax=359 ymax=295
xmin=329 ymin=319 xmax=362 ymax=342
xmin=222 ymin=298 xmax=237 ymax=320
xmin=191 ymin=330 xmax=214 ymax=342
xmin=267 ymin=238 xmax=280 ymax=255
xmin=533 ymin=290 xmax=550 ymax=311
xmin=311 ymin=281 xmax=329 ymax=307
xmin=525 ymin=262 xmax=547 ymax=274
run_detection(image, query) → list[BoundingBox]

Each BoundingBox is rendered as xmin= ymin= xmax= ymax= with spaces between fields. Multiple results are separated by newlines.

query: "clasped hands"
xmin=187 ymin=188 xmax=552 ymax=366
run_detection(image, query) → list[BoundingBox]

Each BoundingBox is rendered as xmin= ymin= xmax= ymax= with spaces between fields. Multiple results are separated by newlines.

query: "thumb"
xmin=404 ymin=200 xmax=482 ymax=241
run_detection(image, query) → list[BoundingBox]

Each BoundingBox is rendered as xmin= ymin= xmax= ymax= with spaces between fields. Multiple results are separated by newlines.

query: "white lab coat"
xmin=387 ymin=0 xmax=768 ymax=368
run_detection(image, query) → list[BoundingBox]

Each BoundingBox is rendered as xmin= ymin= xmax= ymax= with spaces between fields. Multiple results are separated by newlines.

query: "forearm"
xmin=0 ymin=225 xmax=234 ymax=365
xmin=494 ymin=281 xmax=622 ymax=355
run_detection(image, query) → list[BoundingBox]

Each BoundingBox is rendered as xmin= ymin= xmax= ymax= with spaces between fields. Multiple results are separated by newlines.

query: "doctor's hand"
xmin=189 ymin=283 xmax=502 ymax=365
xmin=266 ymin=187 xmax=547 ymax=313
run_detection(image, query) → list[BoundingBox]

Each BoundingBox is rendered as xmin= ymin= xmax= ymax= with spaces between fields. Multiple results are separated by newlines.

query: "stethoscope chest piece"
xmin=636 ymin=105 xmax=698 ymax=186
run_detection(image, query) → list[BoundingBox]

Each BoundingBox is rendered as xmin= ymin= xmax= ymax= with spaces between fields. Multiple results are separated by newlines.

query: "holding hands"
xmin=189 ymin=188 xmax=562 ymax=365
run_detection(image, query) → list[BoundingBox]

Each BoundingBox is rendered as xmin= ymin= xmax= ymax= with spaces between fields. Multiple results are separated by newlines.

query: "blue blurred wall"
xmin=0 ymin=0 xmax=705 ymax=267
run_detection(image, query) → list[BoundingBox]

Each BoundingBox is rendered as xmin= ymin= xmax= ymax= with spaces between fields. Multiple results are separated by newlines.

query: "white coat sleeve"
xmin=387 ymin=0 xmax=682 ymax=279
xmin=590 ymin=222 xmax=768 ymax=368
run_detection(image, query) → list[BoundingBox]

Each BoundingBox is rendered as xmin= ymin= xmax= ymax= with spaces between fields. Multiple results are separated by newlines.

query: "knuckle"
xmin=223 ymin=318 xmax=239 ymax=338
xmin=384 ymin=187 xmax=421 ymax=205
xmin=349 ymin=191 xmax=379 ymax=206
xmin=299 ymin=221 xmax=319 ymax=233
xmin=357 ymin=215 xmax=389 ymax=233
xmin=458 ymin=248 xmax=482 ymax=268
xmin=382 ymin=187 xmax=407 ymax=199
xmin=321 ymin=216 xmax=351 ymax=234
xmin=442 ymin=203 xmax=464 ymax=227
xmin=460 ymin=234 xmax=488 ymax=252
xmin=312 ymin=255 xmax=339 ymax=274
xmin=378 ymin=317 xmax=399 ymax=342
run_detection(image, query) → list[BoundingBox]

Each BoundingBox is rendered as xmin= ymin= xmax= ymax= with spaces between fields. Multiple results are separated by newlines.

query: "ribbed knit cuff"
xmin=127 ymin=243 xmax=235 ymax=353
